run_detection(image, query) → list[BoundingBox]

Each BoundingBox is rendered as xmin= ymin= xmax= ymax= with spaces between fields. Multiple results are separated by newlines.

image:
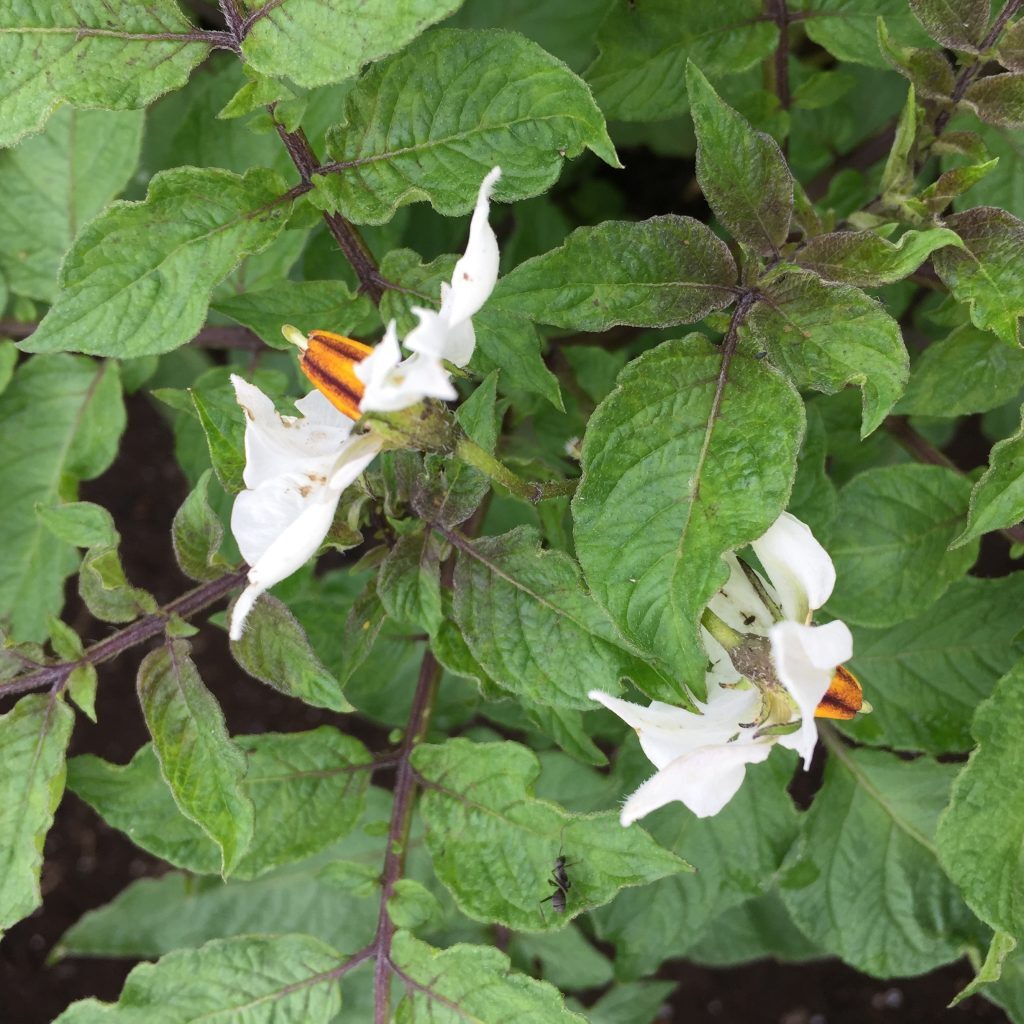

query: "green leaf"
xmin=172 ymin=470 xmax=228 ymax=582
xmin=0 ymin=694 xmax=74 ymax=930
xmin=136 ymin=640 xmax=254 ymax=876
xmin=78 ymin=543 xmax=157 ymax=623
xmin=953 ymin=931 xmax=1018 ymax=1007
xmin=788 ymin=404 xmax=839 ymax=542
xmin=878 ymin=19 xmax=957 ymax=101
xmin=586 ymin=0 xmax=777 ymax=122
xmin=21 ymin=167 xmax=292 ymax=358
xmin=908 ymin=0 xmax=989 ymax=50
xmin=845 ymin=575 xmax=1024 ymax=754
xmin=0 ymin=2 xmax=209 ymax=149
xmin=827 ymin=464 xmax=977 ymax=626
xmin=880 ymin=82 xmax=921 ymax=202
xmin=388 ymin=878 xmax=443 ymax=931
xmin=37 ymin=501 xmax=118 ymax=549
xmin=312 ymin=29 xmax=618 ymax=225
xmin=68 ymin=727 xmax=371 ymax=879
xmin=213 ymin=280 xmax=380 ymax=351
xmin=67 ymin=664 xmax=98 ymax=723
xmin=933 ymin=206 xmax=1024 ymax=345
xmin=490 ymin=216 xmax=737 ymax=330
xmin=381 ymin=249 xmax=561 ymax=407
xmin=898 ymin=324 xmax=1024 ymax=417
xmin=378 ymin=532 xmax=444 ymax=635
xmin=58 ymin=788 xmax=391 ymax=958
xmin=53 ymin=934 xmax=343 ymax=1024
xmin=230 ymin=593 xmax=354 ymax=713
xmin=509 ymin=925 xmax=614 ymax=993
xmin=794 ymin=0 xmax=936 ymax=67
xmin=452 ymin=526 xmax=637 ymax=709
xmin=781 ymin=742 xmax=974 ymax=977
xmin=241 ymin=0 xmax=462 ymax=88
xmin=0 ymin=341 xmax=16 ymax=396
xmin=744 ymin=269 xmax=909 ymax=436
xmin=938 ymin=658 xmax=1024 ymax=938
xmin=0 ymin=107 xmax=143 ymax=302
xmin=0 ymin=355 xmax=125 ymax=641
xmin=573 ymin=335 xmax=804 ymax=692
xmin=965 ymin=73 xmax=1024 ymax=129
xmin=392 ymin=931 xmax=587 ymax=1022
xmin=954 ymin=405 xmax=1024 ymax=545
xmin=584 ymin=982 xmax=677 ymax=1024
xmin=686 ymin=62 xmax=794 ymax=255
xmin=794 ymin=227 xmax=962 ymax=285
xmin=412 ymin=738 xmax=689 ymax=931
xmin=591 ymin=748 xmax=800 ymax=978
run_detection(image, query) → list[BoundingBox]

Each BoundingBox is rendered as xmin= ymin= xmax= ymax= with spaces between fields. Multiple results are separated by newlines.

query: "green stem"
xmin=700 ymin=606 xmax=745 ymax=650
xmin=454 ymin=437 xmax=577 ymax=504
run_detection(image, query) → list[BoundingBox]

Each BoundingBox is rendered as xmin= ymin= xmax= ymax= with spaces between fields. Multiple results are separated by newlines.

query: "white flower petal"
xmin=446 ymin=166 xmax=501 ymax=328
xmin=707 ymin=551 xmax=775 ymax=635
xmin=620 ymin=739 xmax=775 ymax=823
xmin=228 ymin=493 xmax=340 ymax=641
xmin=327 ymin=431 xmax=384 ymax=490
xmin=770 ymin=619 xmax=853 ymax=767
xmin=293 ymin=388 xmax=356 ymax=432
xmin=752 ymin=511 xmax=835 ymax=622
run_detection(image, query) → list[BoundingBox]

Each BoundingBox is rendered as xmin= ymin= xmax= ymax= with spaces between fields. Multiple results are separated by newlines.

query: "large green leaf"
xmin=591 ymin=747 xmax=800 ymax=979
xmin=686 ymin=63 xmax=793 ymax=255
xmin=53 ymin=934 xmax=343 ymax=1023
xmin=391 ymin=931 xmax=587 ymax=1022
xmin=21 ymin=167 xmax=291 ymax=358
xmin=938 ymin=659 xmax=1024 ymax=939
xmin=452 ymin=526 xmax=637 ymax=709
xmin=826 ymin=465 xmax=977 ymax=627
xmin=908 ymin=0 xmax=989 ymax=49
xmin=744 ymin=269 xmax=909 ymax=436
xmin=585 ymin=0 xmax=776 ymax=121
xmin=0 ymin=355 xmax=125 ymax=641
xmin=780 ymin=742 xmax=975 ymax=977
xmin=897 ymin=324 xmax=1024 ymax=417
xmin=845 ymin=575 xmax=1024 ymax=754
xmin=0 ymin=107 xmax=143 ymax=301
xmin=312 ymin=29 xmax=618 ymax=225
xmin=68 ymin=728 xmax=371 ymax=879
xmin=933 ymin=207 xmax=1024 ymax=346
xmin=573 ymin=335 xmax=804 ymax=691
xmin=954 ymin=405 xmax=1024 ymax=546
xmin=0 ymin=1 xmax=209 ymax=149
xmin=136 ymin=640 xmax=254 ymax=876
xmin=0 ymin=694 xmax=74 ymax=930
xmin=490 ymin=217 xmax=737 ymax=330
xmin=412 ymin=739 xmax=689 ymax=931
xmin=793 ymin=0 xmax=936 ymax=67
xmin=241 ymin=0 xmax=463 ymax=88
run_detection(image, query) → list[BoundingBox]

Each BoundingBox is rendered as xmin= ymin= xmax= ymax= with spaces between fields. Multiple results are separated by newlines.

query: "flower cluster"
xmin=227 ymin=167 xmax=501 ymax=640
xmin=590 ymin=512 xmax=863 ymax=821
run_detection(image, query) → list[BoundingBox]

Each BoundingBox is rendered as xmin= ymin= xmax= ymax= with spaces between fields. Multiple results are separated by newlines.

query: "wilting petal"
xmin=357 ymin=323 xmax=457 ymax=412
xmin=752 ymin=512 xmax=835 ymax=622
xmin=770 ymin=619 xmax=853 ymax=767
xmin=708 ymin=551 xmax=775 ymax=635
xmin=446 ymin=166 xmax=501 ymax=327
xmin=404 ymin=291 xmax=477 ymax=368
xmin=620 ymin=739 xmax=775 ymax=823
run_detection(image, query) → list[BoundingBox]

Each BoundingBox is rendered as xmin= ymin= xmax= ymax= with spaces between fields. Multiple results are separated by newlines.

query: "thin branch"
xmin=884 ymin=415 xmax=1024 ymax=545
xmin=0 ymin=570 xmax=248 ymax=700
xmin=372 ymin=649 xmax=442 ymax=1023
xmin=768 ymin=0 xmax=791 ymax=113
xmin=453 ymin=437 xmax=577 ymax=503
xmin=216 ymin=0 xmax=245 ymax=40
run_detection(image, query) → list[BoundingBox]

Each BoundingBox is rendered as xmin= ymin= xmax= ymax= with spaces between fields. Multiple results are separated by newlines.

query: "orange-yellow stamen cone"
xmin=814 ymin=665 xmax=864 ymax=720
xmin=288 ymin=327 xmax=373 ymax=420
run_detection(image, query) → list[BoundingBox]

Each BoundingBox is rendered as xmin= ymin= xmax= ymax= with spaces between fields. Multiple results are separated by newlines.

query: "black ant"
xmin=540 ymin=854 xmax=574 ymax=914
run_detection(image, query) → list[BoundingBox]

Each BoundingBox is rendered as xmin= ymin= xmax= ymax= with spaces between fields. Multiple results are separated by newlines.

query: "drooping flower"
xmin=227 ymin=377 xmax=382 ymax=640
xmin=590 ymin=512 xmax=863 ymax=822
xmin=284 ymin=166 xmax=502 ymax=418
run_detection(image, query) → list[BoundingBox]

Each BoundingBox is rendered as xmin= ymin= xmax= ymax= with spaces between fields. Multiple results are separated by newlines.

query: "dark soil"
xmin=1 ymin=390 xmax=1012 ymax=1024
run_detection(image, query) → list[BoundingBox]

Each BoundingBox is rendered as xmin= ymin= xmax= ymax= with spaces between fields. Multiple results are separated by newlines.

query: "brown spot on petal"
xmin=815 ymin=665 xmax=863 ymax=720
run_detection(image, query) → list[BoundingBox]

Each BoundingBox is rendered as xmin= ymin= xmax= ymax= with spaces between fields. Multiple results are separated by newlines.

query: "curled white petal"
xmin=357 ymin=322 xmax=457 ymax=412
xmin=620 ymin=739 xmax=775 ymax=824
xmin=752 ymin=511 xmax=836 ymax=622
xmin=770 ymin=619 xmax=853 ymax=768
xmin=707 ymin=551 xmax=775 ymax=635
xmin=446 ymin=166 xmax=501 ymax=328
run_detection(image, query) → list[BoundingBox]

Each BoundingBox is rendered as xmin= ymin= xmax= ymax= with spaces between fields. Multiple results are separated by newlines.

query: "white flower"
xmin=590 ymin=512 xmax=859 ymax=822
xmin=227 ymin=376 xmax=382 ymax=640
xmin=404 ymin=166 xmax=502 ymax=368
xmin=355 ymin=321 xmax=457 ymax=412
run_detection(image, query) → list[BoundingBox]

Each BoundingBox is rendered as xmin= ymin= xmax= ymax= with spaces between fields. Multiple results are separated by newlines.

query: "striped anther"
xmin=814 ymin=665 xmax=864 ymax=720
xmin=299 ymin=330 xmax=373 ymax=420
